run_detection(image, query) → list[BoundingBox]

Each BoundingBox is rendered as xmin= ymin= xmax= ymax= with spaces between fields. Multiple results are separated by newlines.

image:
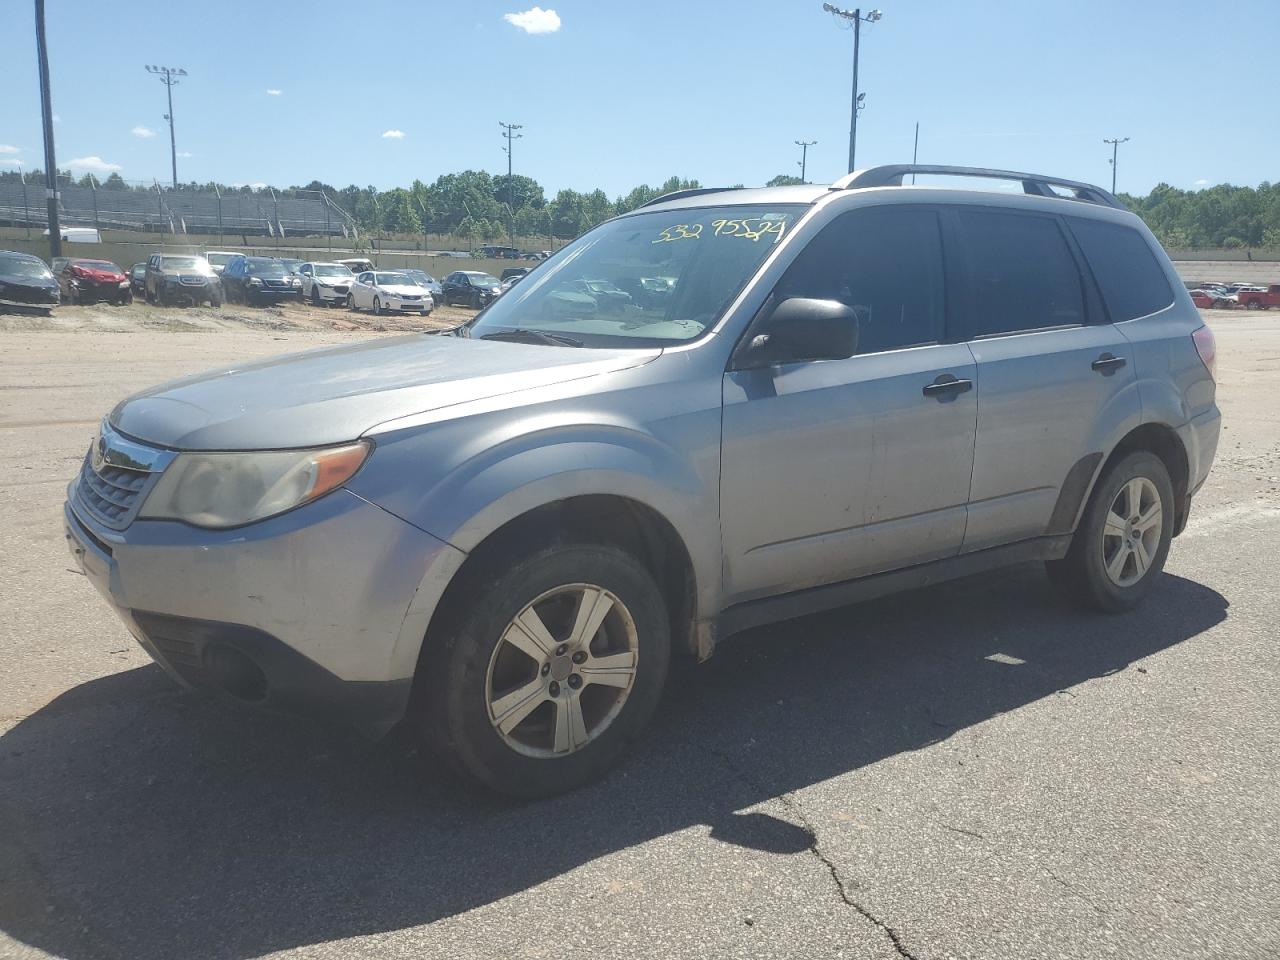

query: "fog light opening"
xmin=203 ymin=643 xmax=269 ymax=702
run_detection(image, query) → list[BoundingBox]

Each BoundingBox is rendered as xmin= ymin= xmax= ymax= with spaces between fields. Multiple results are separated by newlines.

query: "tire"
xmin=1246 ymin=300 xmax=1261 ymax=311
xmin=1047 ymin=451 xmax=1175 ymax=613
xmin=245 ymin=289 xmax=257 ymax=307
xmin=414 ymin=542 xmax=671 ymax=799
xmin=470 ymin=290 xmax=481 ymax=309
xmin=347 ymin=293 xmax=356 ymax=311
xmin=373 ymin=296 xmax=383 ymax=316
xmin=209 ymin=290 xmax=223 ymax=308
xmin=311 ymin=285 xmax=323 ymax=307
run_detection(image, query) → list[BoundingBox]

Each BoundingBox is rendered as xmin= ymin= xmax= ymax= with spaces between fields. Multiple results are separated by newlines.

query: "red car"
xmin=1234 ymin=284 xmax=1280 ymax=310
xmin=57 ymin=258 xmax=132 ymax=305
xmin=1189 ymin=289 xmax=1216 ymax=309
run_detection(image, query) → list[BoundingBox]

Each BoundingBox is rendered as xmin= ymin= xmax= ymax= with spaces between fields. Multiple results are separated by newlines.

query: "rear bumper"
xmin=1174 ymin=405 xmax=1221 ymax=535
xmin=63 ymin=488 xmax=465 ymax=736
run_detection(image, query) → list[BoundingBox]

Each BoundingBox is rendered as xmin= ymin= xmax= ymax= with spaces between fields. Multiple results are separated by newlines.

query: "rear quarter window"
xmin=1068 ymin=218 xmax=1173 ymax=322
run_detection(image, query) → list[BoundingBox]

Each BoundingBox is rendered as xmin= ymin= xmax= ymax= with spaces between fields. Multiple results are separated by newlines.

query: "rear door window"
xmin=775 ymin=206 xmax=945 ymax=354
xmin=1067 ymin=218 xmax=1173 ymax=322
xmin=952 ymin=209 xmax=1085 ymax=338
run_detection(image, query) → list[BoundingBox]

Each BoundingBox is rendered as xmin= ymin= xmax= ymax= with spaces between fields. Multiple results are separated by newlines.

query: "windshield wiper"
xmin=478 ymin=328 xmax=584 ymax=348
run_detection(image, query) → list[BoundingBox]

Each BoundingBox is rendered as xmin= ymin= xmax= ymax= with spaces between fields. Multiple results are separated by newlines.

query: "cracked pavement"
xmin=1 ymin=309 xmax=1278 ymax=959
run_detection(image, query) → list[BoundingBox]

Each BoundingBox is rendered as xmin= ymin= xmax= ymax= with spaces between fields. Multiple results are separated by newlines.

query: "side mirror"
xmin=735 ymin=297 xmax=859 ymax=369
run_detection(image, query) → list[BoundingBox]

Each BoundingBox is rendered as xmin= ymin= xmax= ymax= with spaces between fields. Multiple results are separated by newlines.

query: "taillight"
xmin=1192 ymin=325 xmax=1216 ymax=380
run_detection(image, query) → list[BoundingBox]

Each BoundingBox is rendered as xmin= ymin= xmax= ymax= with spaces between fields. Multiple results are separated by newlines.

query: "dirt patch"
xmin=0 ymin=298 xmax=473 ymax=336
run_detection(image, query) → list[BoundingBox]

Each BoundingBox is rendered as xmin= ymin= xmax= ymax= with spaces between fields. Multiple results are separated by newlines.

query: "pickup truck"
xmin=1234 ymin=284 xmax=1280 ymax=310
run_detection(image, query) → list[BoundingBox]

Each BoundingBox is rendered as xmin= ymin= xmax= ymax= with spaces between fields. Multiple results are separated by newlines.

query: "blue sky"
xmin=2 ymin=0 xmax=1277 ymax=198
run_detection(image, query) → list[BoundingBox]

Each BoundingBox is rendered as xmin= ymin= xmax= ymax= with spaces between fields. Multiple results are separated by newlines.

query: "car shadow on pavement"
xmin=0 ymin=564 xmax=1226 ymax=960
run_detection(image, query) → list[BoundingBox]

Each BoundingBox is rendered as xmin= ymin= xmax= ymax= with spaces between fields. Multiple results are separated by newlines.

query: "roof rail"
xmin=831 ymin=165 xmax=1126 ymax=210
xmin=639 ymin=187 xmax=742 ymax=208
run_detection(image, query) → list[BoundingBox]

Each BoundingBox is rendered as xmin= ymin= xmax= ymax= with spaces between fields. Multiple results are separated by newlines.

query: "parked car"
xmin=0 ymin=250 xmax=59 ymax=313
xmin=50 ymin=257 xmax=70 ymax=276
xmin=144 ymin=253 xmax=222 ymax=307
xmin=441 ymin=270 xmax=502 ymax=308
xmin=1189 ymin=289 xmax=1216 ymax=309
xmin=524 ymin=250 xmax=551 ymax=261
xmin=57 ymin=258 xmax=132 ymax=305
xmin=128 ymin=262 xmax=148 ymax=298
xmin=220 ymin=255 xmax=302 ymax=306
xmin=478 ymin=245 xmax=521 ymax=259
xmin=1233 ymin=284 xmax=1280 ymax=309
xmin=204 ymin=251 xmax=237 ymax=276
xmin=63 ymin=164 xmax=1220 ymax=799
xmin=298 ymin=262 xmax=357 ymax=306
xmin=500 ymin=267 xmax=531 ymax=283
xmin=569 ymin=278 xmax=633 ymax=313
xmin=347 ymin=270 xmax=433 ymax=315
xmin=401 ymin=268 xmax=444 ymax=303
xmin=336 ymin=258 xmax=375 ymax=274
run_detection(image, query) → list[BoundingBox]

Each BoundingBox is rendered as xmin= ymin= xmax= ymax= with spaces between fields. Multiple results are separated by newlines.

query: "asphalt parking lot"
xmin=1 ymin=308 xmax=1277 ymax=960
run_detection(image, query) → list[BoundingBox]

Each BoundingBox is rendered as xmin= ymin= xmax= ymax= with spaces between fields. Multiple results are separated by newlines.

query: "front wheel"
xmin=414 ymin=543 xmax=671 ymax=798
xmin=1047 ymin=451 xmax=1175 ymax=612
xmin=373 ymin=296 xmax=384 ymax=315
xmin=346 ymin=293 xmax=356 ymax=311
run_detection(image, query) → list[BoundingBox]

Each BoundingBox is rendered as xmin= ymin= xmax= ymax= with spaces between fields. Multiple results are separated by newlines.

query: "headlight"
xmin=248 ymin=277 xmax=263 ymax=286
xmin=290 ymin=277 xmax=301 ymax=286
xmin=138 ymin=441 xmax=371 ymax=528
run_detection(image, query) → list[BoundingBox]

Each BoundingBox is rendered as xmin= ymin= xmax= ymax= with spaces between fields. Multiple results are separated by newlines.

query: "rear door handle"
xmin=1091 ymin=353 xmax=1127 ymax=374
xmin=922 ymin=374 xmax=973 ymax=401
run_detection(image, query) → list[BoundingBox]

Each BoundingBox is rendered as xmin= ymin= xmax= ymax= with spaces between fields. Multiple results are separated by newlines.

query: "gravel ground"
xmin=0 ymin=308 xmax=1276 ymax=960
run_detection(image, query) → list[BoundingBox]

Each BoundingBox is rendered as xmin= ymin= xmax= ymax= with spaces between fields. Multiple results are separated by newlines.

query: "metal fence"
xmin=0 ymin=178 xmax=356 ymax=239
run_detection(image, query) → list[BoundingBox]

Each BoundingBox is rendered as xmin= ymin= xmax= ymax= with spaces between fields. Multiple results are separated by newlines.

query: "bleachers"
xmin=0 ymin=182 xmax=353 ymax=237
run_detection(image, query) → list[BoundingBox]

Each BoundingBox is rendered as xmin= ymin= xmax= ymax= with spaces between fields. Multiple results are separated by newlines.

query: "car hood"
xmin=110 ymin=334 xmax=658 ymax=450
xmin=378 ymin=284 xmax=427 ymax=297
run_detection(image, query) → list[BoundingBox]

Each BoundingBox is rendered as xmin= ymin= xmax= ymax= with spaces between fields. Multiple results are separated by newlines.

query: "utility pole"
xmin=911 ymin=121 xmax=919 ymax=182
xmin=795 ymin=139 xmax=817 ymax=182
xmin=1104 ymin=137 xmax=1129 ymax=194
xmin=146 ymin=64 xmax=186 ymax=190
xmin=499 ymin=121 xmax=522 ymax=248
xmin=34 ymin=0 xmax=61 ymax=259
xmin=822 ymin=5 xmax=882 ymax=174
xmin=17 ymin=162 xmax=31 ymax=240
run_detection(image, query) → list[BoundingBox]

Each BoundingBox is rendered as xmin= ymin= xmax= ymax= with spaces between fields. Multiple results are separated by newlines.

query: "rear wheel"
xmin=1047 ymin=451 xmax=1175 ymax=612
xmin=373 ymin=296 xmax=384 ymax=316
xmin=413 ymin=543 xmax=670 ymax=798
xmin=311 ymin=285 xmax=323 ymax=307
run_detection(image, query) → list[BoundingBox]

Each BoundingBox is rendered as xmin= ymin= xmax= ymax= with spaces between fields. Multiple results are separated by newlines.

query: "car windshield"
xmin=406 ymin=270 xmax=436 ymax=284
xmin=375 ymin=273 xmax=410 ymax=285
xmin=160 ymin=256 xmax=207 ymax=271
xmin=468 ymin=204 xmax=805 ymax=347
xmin=0 ymin=257 xmax=53 ymax=279
xmin=314 ymin=265 xmax=354 ymax=277
xmin=467 ymin=273 xmax=500 ymax=285
xmin=205 ymin=253 xmax=233 ymax=265
xmin=75 ymin=260 xmax=121 ymax=272
xmin=246 ymin=260 xmax=286 ymax=277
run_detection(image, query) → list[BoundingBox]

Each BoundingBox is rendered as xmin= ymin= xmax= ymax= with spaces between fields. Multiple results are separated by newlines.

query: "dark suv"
xmin=144 ymin=253 xmax=222 ymax=307
xmin=441 ymin=270 xmax=502 ymax=308
xmin=221 ymin=256 xmax=303 ymax=306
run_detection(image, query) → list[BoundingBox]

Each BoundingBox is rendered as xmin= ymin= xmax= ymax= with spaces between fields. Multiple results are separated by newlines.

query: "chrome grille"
xmin=72 ymin=423 xmax=175 ymax=530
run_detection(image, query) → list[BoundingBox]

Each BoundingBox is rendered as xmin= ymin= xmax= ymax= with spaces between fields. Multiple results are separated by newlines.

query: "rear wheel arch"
xmin=1070 ymin=423 xmax=1190 ymax=538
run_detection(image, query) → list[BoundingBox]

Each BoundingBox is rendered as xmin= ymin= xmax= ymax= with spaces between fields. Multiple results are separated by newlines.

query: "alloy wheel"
xmin=485 ymin=583 xmax=639 ymax=758
xmin=1101 ymin=476 xmax=1163 ymax=587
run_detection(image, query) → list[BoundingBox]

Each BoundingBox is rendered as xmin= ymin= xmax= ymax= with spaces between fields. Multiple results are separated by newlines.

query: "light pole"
xmin=499 ymin=121 xmax=523 ymax=248
xmin=1104 ymin=137 xmax=1129 ymax=194
xmin=146 ymin=65 xmax=186 ymax=190
xmin=795 ymin=139 xmax=817 ymax=182
xmin=16 ymin=161 xmax=31 ymax=240
xmin=35 ymin=0 xmax=61 ymax=259
xmin=822 ymin=4 xmax=882 ymax=174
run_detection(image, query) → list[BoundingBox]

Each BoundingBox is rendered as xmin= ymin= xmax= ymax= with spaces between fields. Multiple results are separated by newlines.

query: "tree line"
xmin=3 ymin=167 xmax=1278 ymax=250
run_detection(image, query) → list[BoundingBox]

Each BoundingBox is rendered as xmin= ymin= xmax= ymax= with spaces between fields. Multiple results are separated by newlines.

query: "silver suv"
xmin=64 ymin=165 xmax=1220 ymax=797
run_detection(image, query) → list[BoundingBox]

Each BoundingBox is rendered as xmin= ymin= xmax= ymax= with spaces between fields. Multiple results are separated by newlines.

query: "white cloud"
xmin=381 ymin=129 xmax=406 ymax=139
xmin=177 ymin=151 xmax=194 ymax=158
xmin=131 ymin=125 xmax=156 ymax=138
xmin=266 ymin=88 xmax=282 ymax=96
xmin=67 ymin=156 xmax=123 ymax=174
xmin=503 ymin=6 xmax=560 ymax=33
xmin=0 ymin=145 xmax=20 ymax=155
xmin=1194 ymin=178 xmax=1209 ymax=186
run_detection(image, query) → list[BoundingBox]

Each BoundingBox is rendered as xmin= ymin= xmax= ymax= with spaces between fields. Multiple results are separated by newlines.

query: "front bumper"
xmin=382 ymin=296 xmax=432 ymax=312
xmin=64 ymin=487 xmax=464 ymax=736
xmin=73 ymin=279 xmax=130 ymax=301
xmin=311 ymin=284 xmax=350 ymax=302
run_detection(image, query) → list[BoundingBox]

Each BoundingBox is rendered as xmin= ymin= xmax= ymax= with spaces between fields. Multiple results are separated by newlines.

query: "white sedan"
xmin=347 ymin=271 xmax=433 ymax=315
xmin=299 ymin=262 xmax=357 ymax=306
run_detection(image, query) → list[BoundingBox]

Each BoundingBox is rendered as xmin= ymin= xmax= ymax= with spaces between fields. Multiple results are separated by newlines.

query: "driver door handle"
xmin=922 ymin=374 xmax=973 ymax=401
xmin=1092 ymin=353 xmax=1127 ymax=374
